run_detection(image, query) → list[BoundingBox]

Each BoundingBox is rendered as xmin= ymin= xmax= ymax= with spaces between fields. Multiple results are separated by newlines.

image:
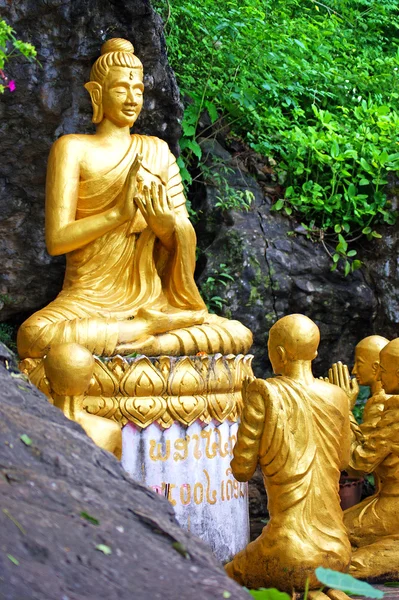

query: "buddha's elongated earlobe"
xmin=84 ymin=81 xmax=103 ymax=124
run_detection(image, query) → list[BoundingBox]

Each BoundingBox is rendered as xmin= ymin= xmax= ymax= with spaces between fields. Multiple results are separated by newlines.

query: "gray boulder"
xmin=0 ymin=344 xmax=249 ymax=599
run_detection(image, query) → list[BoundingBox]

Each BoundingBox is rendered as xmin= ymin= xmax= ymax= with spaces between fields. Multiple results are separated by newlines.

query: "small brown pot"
xmin=339 ymin=474 xmax=364 ymax=511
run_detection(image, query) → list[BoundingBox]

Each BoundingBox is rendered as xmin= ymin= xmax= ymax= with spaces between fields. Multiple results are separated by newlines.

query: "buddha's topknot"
xmin=101 ymin=38 xmax=134 ymax=55
xmin=89 ymin=37 xmax=143 ymax=84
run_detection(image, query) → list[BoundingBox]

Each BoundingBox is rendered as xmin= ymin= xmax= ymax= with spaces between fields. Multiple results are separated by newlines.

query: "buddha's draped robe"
xmin=226 ymin=376 xmax=351 ymax=592
xmin=18 ymin=135 xmax=252 ymax=358
xmin=344 ymin=394 xmax=399 ymax=579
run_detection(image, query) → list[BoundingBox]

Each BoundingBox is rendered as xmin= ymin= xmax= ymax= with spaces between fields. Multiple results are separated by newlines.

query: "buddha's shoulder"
xmin=132 ymin=133 xmax=170 ymax=150
xmin=51 ymin=133 xmax=95 ymax=154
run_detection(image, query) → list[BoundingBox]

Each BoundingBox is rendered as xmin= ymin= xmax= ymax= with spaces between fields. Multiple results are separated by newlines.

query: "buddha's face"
xmin=101 ymin=66 xmax=144 ymax=127
xmin=352 ymin=348 xmax=376 ymax=386
xmin=379 ymin=351 xmax=399 ymax=395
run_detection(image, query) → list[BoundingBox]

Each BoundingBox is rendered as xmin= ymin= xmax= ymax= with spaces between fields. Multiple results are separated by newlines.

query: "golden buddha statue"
xmin=225 ymin=314 xmax=352 ymax=592
xmin=339 ymin=338 xmax=399 ymax=581
xmin=17 ymin=38 xmax=252 ymax=360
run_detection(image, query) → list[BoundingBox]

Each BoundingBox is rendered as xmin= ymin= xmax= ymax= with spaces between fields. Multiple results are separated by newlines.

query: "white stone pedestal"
xmin=122 ymin=420 xmax=249 ymax=562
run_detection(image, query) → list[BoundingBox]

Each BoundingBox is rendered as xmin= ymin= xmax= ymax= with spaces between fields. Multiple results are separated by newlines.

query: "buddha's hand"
xmin=135 ymin=182 xmax=175 ymax=250
xmin=115 ymin=153 xmax=143 ymax=223
xmin=328 ymin=361 xmax=359 ymax=409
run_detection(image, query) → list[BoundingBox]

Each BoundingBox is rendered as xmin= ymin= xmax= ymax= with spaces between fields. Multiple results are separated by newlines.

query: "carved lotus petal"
xmin=107 ymin=355 xmax=129 ymax=379
xmin=19 ymin=359 xmax=51 ymax=398
xmin=167 ymin=395 xmax=206 ymax=426
xmin=155 ymin=356 xmax=171 ymax=382
xmin=242 ymin=355 xmax=254 ymax=378
xmin=207 ymin=355 xmax=234 ymax=393
xmin=120 ymin=357 xmax=166 ymax=397
xmin=87 ymin=359 xmax=119 ymax=396
xmin=198 ymin=408 xmax=212 ymax=425
xmin=83 ymin=395 xmax=118 ymax=420
xmin=168 ymin=357 xmax=204 ymax=396
xmin=120 ymin=396 xmax=166 ymax=428
xmin=208 ymin=392 xmax=234 ymax=422
xmin=157 ymin=409 xmax=174 ymax=430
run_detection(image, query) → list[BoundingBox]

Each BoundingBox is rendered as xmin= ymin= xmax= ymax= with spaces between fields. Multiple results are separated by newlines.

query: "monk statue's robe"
xmin=18 ymin=135 xmax=252 ymax=358
xmin=226 ymin=377 xmax=351 ymax=592
xmin=345 ymin=395 xmax=399 ymax=579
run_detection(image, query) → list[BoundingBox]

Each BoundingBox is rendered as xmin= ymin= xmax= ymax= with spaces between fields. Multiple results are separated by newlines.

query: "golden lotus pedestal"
xmin=20 ymin=351 xmax=253 ymax=562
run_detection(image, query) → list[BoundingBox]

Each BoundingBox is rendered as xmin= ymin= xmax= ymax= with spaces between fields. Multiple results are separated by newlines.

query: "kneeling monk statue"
xmin=17 ymin=37 xmax=252 ymax=359
xmin=225 ymin=314 xmax=351 ymax=593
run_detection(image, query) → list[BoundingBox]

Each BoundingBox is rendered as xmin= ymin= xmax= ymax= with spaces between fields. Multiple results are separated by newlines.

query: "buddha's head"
xmin=85 ymin=38 xmax=144 ymax=127
xmin=379 ymin=338 xmax=399 ymax=395
xmin=352 ymin=335 xmax=389 ymax=386
xmin=268 ymin=314 xmax=320 ymax=375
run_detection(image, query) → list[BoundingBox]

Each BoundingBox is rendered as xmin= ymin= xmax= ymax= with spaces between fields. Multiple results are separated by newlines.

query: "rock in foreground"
xmin=0 ymin=345 xmax=248 ymax=600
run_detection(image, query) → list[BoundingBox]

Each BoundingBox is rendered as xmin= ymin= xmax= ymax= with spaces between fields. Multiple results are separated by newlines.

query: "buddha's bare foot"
xmin=136 ymin=307 xmax=207 ymax=332
xmin=115 ymin=336 xmax=158 ymax=356
xmin=117 ymin=308 xmax=207 ymax=347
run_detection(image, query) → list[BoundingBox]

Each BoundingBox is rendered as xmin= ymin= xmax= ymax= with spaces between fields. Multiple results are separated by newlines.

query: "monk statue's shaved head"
xmin=352 ymin=335 xmax=389 ymax=388
xmin=356 ymin=335 xmax=389 ymax=358
xmin=268 ymin=314 xmax=320 ymax=363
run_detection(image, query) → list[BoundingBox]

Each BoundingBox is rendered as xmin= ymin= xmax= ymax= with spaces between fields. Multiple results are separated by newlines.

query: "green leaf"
xmin=315 ymin=567 xmax=384 ymax=598
xmin=360 ymin=158 xmax=373 ymax=172
xmin=352 ymin=260 xmax=362 ymax=270
xmin=358 ymin=178 xmax=369 ymax=186
xmin=337 ymin=234 xmax=348 ymax=252
xmin=331 ymin=140 xmax=340 ymax=159
xmin=379 ymin=150 xmax=389 ymax=165
xmin=205 ymin=101 xmax=218 ymax=123
xmin=248 ymin=588 xmax=291 ymax=600
xmin=377 ymin=105 xmax=390 ymax=116
xmin=273 ymin=199 xmax=284 ymax=211
xmin=172 ymin=541 xmax=190 ymax=559
xmin=362 ymin=226 xmax=372 ymax=235
xmin=20 ymin=434 xmax=32 ymax=446
xmin=95 ymin=544 xmax=112 ymax=555
xmin=372 ymin=231 xmax=382 ymax=238
xmin=347 ymin=250 xmax=357 ymax=257
xmin=7 ymin=554 xmax=19 ymax=566
xmin=80 ymin=512 xmax=100 ymax=525
xmin=384 ymin=583 xmax=399 ymax=588
xmin=347 ymin=184 xmax=357 ymax=199
xmin=344 ymin=261 xmax=351 ymax=277
xmin=223 ymin=593 xmax=232 ymax=599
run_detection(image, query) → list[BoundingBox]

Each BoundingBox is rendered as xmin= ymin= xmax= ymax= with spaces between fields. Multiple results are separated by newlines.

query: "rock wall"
xmin=0 ymin=343 xmax=249 ymax=599
xmin=0 ymin=0 xmax=182 ymax=322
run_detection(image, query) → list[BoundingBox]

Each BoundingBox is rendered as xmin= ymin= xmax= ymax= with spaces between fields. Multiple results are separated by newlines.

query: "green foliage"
xmin=154 ymin=0 xmax=399 ymax=270
xmin=0 ymin=19 xmax=37 ymax=93
xmin=200 ymin=160 xmax=254 ymax=212
xmin=352 ymin=385 xmax=370 ymax=423
xmin=199 ymin=263 xmax=234 ymax=313
xmin=0 ymin=323 xmax=17 ymax=352
xmin=315 ymin=567 xmax=384 ymax=598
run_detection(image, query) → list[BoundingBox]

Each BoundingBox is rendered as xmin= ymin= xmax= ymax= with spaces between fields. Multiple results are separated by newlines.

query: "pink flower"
xmin=8 ymin=80 xmax=16 ymax=92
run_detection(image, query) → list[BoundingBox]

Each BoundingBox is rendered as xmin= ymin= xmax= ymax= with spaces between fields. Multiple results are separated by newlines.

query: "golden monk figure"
xmin=331 ymin=338 xmax=399 ymax=581
xmin=350 ymin=335 xmax=389 ymax=426
xmin=17 ymin=38 xmax=252 ymax=360
xmin=225 ymin=314 xmax=352 ymax=592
